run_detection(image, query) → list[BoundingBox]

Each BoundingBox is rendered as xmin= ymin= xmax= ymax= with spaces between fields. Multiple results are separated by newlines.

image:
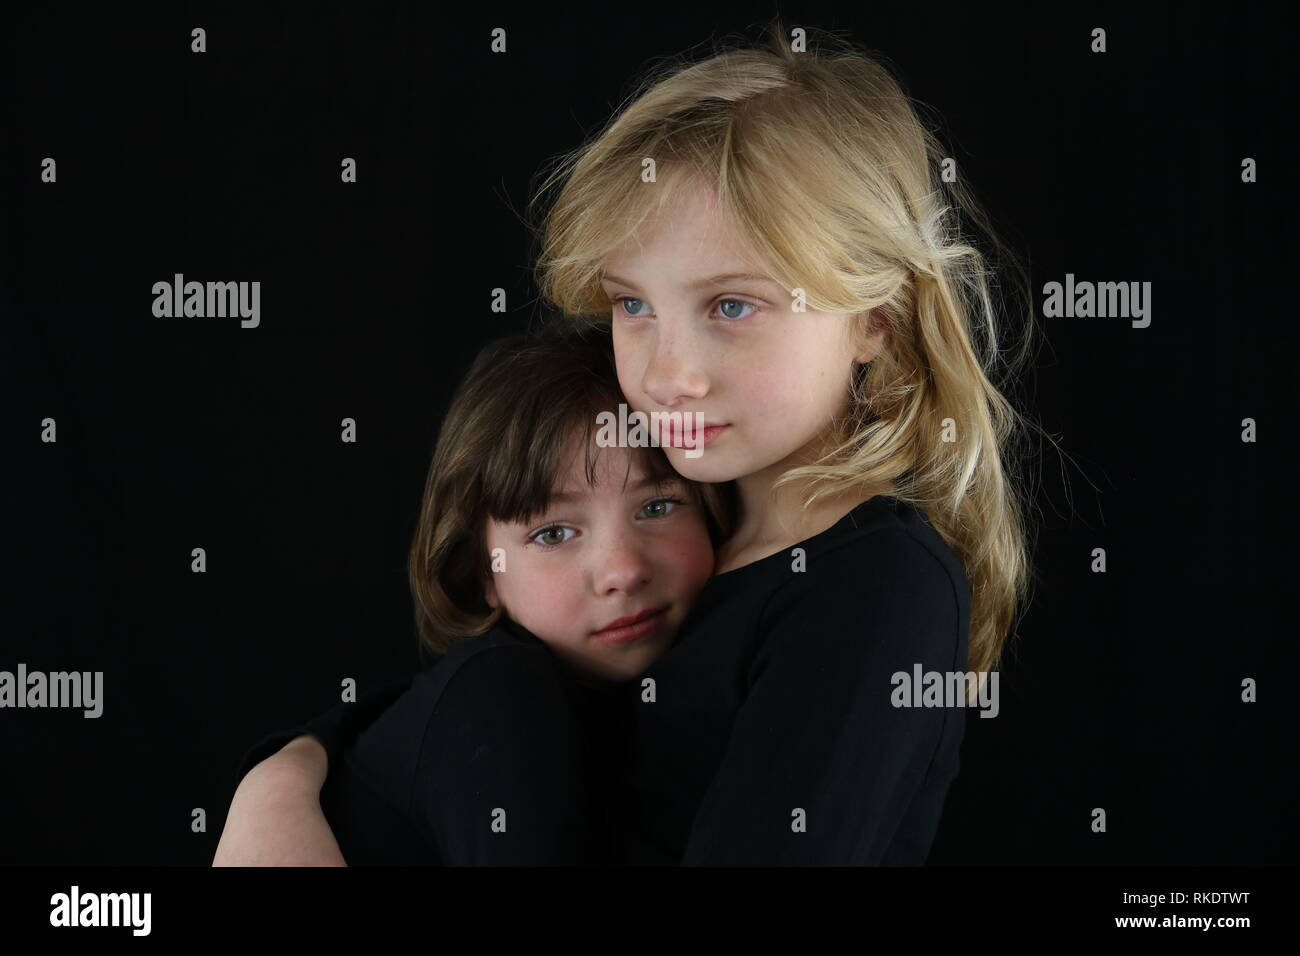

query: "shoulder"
xmin=823 ymin=498 xmax=966 ymax=594
xmin=757 ymin=506 xmax=969 ymax=672
xmin=413 ymin=625 xmax=573 ymax=722
xmin=432 ymin=625 xmax=554 ymax=672
xmin=411 ymin=630 xmax=587 ymax=781
xmin=783 ymin=497 xmax=968 ymax=616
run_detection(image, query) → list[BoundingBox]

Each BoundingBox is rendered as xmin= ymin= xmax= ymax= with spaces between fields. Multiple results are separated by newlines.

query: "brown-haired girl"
xmin=217 ymin=325 xmax=726 ymax=864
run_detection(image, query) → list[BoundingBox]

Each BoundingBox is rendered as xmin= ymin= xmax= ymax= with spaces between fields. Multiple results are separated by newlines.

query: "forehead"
xmin=549 ymin=442 xmax=673 ymax=500
xmin=601 ymin=178 xmax=765 ymax=279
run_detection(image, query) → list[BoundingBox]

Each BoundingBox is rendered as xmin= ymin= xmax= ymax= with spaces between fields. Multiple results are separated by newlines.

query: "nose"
xmin=641 ymin=321 xmax=709 ymax=407
xmin=592 ymin=534 xmax=654 ymax=597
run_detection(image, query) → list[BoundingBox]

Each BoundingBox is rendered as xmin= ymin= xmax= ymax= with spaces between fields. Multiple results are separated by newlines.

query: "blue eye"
xmin=716 ymin=298 xmax=756 ymax=320
xmin=614 ymin=296 xmax=650 ymax=317
xmin=612 ymin=295 xmax=758 ymax=321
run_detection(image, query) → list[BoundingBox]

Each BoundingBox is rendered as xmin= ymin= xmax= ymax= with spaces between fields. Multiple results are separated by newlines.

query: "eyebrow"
xmin=547 ymin=474 xmax=680 ymax=504
xmin=601 ymin=271 xmax=782 ymax=292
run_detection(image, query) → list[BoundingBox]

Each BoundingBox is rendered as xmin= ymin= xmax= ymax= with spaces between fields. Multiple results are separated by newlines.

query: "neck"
xmin=721 ymin=443 xmax=884 ymax=569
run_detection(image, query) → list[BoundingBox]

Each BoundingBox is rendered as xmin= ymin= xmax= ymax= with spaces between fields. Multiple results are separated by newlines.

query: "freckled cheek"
xmin=732 ymin=365 xmax=797 ymax=430
xmin=506 ymin=562 xmax=585 ymax=632
xmin=614 ymin=346 xmax=647 ymax=404
xmin=730 ymin=346 xmax=799 ymax=401
xmin=747 ymin=345 xmax=838 ymax=425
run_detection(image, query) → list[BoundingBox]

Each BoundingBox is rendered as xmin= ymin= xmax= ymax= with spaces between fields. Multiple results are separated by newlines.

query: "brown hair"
xmin=409 ymin=323 xmax=736 ymax=656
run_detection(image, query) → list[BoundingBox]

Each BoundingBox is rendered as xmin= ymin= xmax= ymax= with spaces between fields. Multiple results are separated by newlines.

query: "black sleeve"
xmin=681 ymin=531 xmax=965 ymax=865
xmin=414 ymin=645 xmax=607 ymax=865
xmin=232 ymin=677 xmax=412 ymax=789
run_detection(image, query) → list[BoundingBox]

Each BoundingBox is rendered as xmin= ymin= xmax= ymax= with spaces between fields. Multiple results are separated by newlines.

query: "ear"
xmin=853 ymin=309 xmax=888 ymax=365
xmin=482 ymin=571 xmax=500 ymax=609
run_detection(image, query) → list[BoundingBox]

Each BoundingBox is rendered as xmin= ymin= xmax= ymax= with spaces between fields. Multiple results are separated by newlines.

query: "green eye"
xmin=530 ymin=526 xmax=575 ymax=548
xmin=639 ymin=496 xmax=686 ymax=519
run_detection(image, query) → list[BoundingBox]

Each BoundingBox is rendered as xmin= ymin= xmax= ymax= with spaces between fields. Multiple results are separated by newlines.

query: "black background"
xmin=2 ymin=1 xmax=1295 ymax=866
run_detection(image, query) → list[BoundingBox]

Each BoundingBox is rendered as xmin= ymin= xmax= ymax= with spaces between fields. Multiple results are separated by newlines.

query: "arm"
xmin=214 ymin=677 xmax=411 ymax=866
xmin=416 ymin=646 xmax=611 ymax=865
xmin=681 ymin=531 xmax=967 ymax=865
xmin=213 ymin=735 xmax=344 ymax=866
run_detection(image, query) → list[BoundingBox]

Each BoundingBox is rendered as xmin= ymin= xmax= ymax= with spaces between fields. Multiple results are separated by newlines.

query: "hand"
xmin=213 ymin=736 xmax=347 ymax=866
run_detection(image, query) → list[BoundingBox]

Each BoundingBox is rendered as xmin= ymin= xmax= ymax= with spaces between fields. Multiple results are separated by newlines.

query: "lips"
xmin=595 ymin=607 xmax=664 ymax=634
xmin=660 ymin=420 xmax=729 ymax=448
xmin=591 ymin=606 xmax=669 ymax=646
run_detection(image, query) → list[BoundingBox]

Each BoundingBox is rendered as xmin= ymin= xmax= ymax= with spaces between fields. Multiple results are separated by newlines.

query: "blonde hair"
xmin=528 ymin=21 xmax=1040 ymax=681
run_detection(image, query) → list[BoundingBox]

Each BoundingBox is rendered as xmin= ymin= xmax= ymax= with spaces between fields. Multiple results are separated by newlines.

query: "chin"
xmin=605 ymin=662 xmax=641 ymax=682
xmin=664 ymin=449 xmax=747 ymax=484
xmin=616 ymin=648 xmax=664 ymax=681
xmin=583 ymin=659 xmax=629 ymax=683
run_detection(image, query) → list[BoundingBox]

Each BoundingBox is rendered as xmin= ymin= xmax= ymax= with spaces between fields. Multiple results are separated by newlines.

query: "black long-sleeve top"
xmin=233 ymin=622 xmax=629 ymax=865
xmin=234 ymin=495 xmax=971 ymax=865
